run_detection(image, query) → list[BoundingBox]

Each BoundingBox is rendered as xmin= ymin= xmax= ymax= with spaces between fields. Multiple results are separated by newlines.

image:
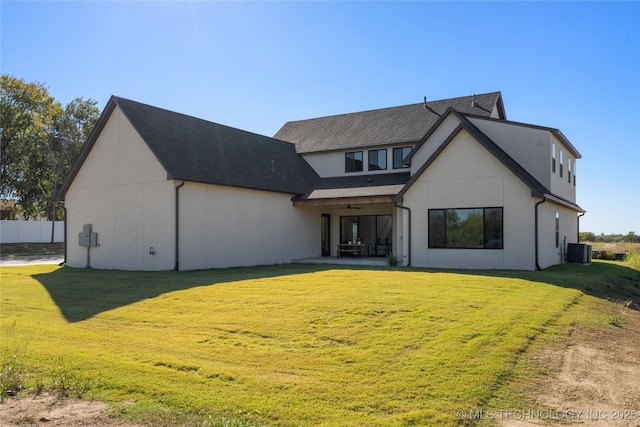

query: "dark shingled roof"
xmin=294 ymin=172 xmax=411 ymax=201
xmin=274 ymin=92 xmax=504 ymax=153
xmin=59 ymin=97 xmax=319 ymax=200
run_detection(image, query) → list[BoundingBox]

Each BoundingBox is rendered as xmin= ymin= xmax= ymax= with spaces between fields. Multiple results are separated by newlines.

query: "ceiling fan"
xmin=337 ymin=204 xmax=363 ymax=210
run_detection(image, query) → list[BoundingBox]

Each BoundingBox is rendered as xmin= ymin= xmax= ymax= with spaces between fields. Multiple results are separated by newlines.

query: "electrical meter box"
xmin=78 ymin=224 xmax=98 ymax=247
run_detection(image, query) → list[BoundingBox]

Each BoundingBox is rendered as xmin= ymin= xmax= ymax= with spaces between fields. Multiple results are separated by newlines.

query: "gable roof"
xmin=274 ymin=92 xmax=504 ymax=153
xmin=395 ymin=109 xmax=584 ymax=212
xmin=58 ymin=97 xmax=319 ymax=200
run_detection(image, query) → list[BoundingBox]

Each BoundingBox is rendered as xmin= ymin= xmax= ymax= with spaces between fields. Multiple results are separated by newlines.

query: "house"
xmin=58 ymin=92 xmax=583 ymax=271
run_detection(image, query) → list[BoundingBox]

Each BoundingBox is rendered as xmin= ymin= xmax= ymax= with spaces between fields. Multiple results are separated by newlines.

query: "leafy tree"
xmin=624 ymin=231 xmax=637 ymax=243
xmin=0 ymin=75 xmax=99 ymax=224
xmin=579 ymin=231 xmax=596 ymax=242
xmin=1 ymin=75 xmax=61 ymax=218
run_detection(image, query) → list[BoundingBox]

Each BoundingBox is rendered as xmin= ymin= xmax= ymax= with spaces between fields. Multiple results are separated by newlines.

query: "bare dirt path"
xmin=0 ymin=392 xmax=138 ymax=426
xmin=501 ymin=308 xmax=640 ymax=427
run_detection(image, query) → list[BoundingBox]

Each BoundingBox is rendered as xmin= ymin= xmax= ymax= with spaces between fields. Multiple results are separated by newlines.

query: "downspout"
xmin=534 ymin=197 xmax=547 ymax=271
xmin=175 ymin=181 xmax=185 ymax=271
xmin=577 ymin=212 xmax=586 ymax=242
xmin=394 ymin=203 xmax=411 ymax=267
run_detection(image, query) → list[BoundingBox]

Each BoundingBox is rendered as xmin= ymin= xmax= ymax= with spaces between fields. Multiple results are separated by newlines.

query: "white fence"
xmin=0 ymin=220 xmax=65 ymax=244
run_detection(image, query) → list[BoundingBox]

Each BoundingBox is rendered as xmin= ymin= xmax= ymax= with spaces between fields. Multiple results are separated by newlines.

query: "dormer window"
xmin=368 ymin=149 xmax=387 ymax=171
xmin=393 ymin=146 xmax=412 ymax=169
xmin=345 ymin=151 xmax=363 ymax=173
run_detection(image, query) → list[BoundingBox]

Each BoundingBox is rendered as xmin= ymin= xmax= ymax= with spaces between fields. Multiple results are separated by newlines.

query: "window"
xmin=345 ymin=151 xmax=363 ymax=173
xmin=555 ymin=212 xmax=560 ymax=248
xmin=567 ymin=157 xmax=572 ymax=183
xmin=573 ymin=162 xmax=576 ymax=186
xmin=393 ymin=146 xmax=412 ymax=169
xmin=368 ymin=149 xmax=387 ymax=171
xmin=559 ymin=149 xmax=564 ymax=178
xmin=552 ymin=142 xmax=556 ymax=173
xmin=428 ymin=207 xmax=503 ymax=249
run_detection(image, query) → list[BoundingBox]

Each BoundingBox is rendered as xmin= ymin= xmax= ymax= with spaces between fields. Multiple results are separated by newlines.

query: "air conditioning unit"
xmin=566 ymin=243 xmax=592 ymax=264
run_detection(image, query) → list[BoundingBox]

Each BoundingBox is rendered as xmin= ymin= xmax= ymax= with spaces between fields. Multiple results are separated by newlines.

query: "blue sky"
xmin=2 ymin=1 xmax=639 ymax=235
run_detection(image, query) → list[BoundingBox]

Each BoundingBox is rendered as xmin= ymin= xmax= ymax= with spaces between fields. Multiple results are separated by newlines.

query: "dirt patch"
xmin=501 ymin=309 xmax=640 ymax=427
xmin=0 ymin=393 xmax=138 ymax=426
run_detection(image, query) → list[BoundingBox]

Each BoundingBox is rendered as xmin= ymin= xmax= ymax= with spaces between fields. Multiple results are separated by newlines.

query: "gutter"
xmin=394 ymin=203 xmax=411 ymax=266
xmin=534 ymin=197 xmax=547 ymax=271
xmin=175 ymin=181 xmax=185 ymax=271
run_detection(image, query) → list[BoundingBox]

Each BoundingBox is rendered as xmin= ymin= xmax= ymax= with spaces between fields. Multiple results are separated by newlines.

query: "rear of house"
xmin=59 ymin=92 xmax=583 ymax=271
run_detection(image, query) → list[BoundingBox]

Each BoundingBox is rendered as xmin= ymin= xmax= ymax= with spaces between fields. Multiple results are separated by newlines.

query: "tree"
xmin=624 ymin=231 xmax=637 ymax=243
xmin=1 ymin=75 xmax=61 ymax=218
xmin=579 ymin=231 xmax=596 ymax=242
xmin=0 ymin=75 xmax=99 ymax=223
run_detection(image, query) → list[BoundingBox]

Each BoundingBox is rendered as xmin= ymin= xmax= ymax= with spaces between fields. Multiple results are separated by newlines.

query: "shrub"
xmin=387 ymin=254 xmax=398 ymax=266
xmin=627 ymin=249 xmax=640 ymax=270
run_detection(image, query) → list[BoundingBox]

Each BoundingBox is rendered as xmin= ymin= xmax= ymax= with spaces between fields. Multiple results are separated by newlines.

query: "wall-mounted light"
xmin=149 ymin=247 xmax=156 ymax=255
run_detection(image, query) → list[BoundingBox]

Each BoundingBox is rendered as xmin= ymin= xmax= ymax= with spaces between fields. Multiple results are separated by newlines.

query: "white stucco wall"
xmin=403 ymin=129 xmax=537 ymax=270
xmin=64 ymin=106 xmax=176 ymax=270
xmin=549 ymin=135 xmax=577 ymax=202
xmin=468 ymin=117 xmax=552 ymax=190
xmin=536 ymin=202 xmax=579 ymax=269
xmin=409 ymin=114 xmax=461 ymax=175
xmin=178 ymin=182 xmax=321 ymax=270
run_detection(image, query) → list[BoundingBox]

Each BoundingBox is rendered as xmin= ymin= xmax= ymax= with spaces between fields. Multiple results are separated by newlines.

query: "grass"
xmin=0 ymin=243 xmax=64 ymax=257
xmin=1 ymin=262 xmax=639 ymax=426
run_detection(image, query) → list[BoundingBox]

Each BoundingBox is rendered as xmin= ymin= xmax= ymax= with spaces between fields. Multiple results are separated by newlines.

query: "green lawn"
xmin=1 ymin=262 xmax=638 ymax=426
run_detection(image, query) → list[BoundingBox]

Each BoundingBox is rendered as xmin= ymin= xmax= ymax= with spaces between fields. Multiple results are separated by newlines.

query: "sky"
xmin=1 ymin=1 xmax=639 ymax=235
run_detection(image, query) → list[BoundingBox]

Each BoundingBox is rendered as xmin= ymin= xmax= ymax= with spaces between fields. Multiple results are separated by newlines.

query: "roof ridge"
xmin=280 ymin=91 xmax=502 ymax=125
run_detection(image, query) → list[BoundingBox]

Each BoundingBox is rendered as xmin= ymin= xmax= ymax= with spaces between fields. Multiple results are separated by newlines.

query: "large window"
xmin=428 ymin=208 xmax=503 ymax=249
xmin=368 ymin=149 xmax=387 ymax=171
xmin=393 ymin=146 xmax=412 ymax=169
xmin=345 ymin=151 xmax=363 ymax=173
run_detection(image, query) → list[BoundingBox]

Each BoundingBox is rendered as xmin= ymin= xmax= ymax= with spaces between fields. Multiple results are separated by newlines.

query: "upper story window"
xmin=573 ymin=162 xmax=576 ymax=186
xmin=393 ymin=146 xmax=412 ymax=169
xmin=551 ymin=142 xmax=556 ymax=173
xmin=368 ymin=149 xmax=387 ymax=171
xmin=567 ymin=157 xmax=572 ymax=183
xmin=345 ymin=151 xmax=363 ymax=173
xmin=559 ymin=149 xmax=564 ymax=178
